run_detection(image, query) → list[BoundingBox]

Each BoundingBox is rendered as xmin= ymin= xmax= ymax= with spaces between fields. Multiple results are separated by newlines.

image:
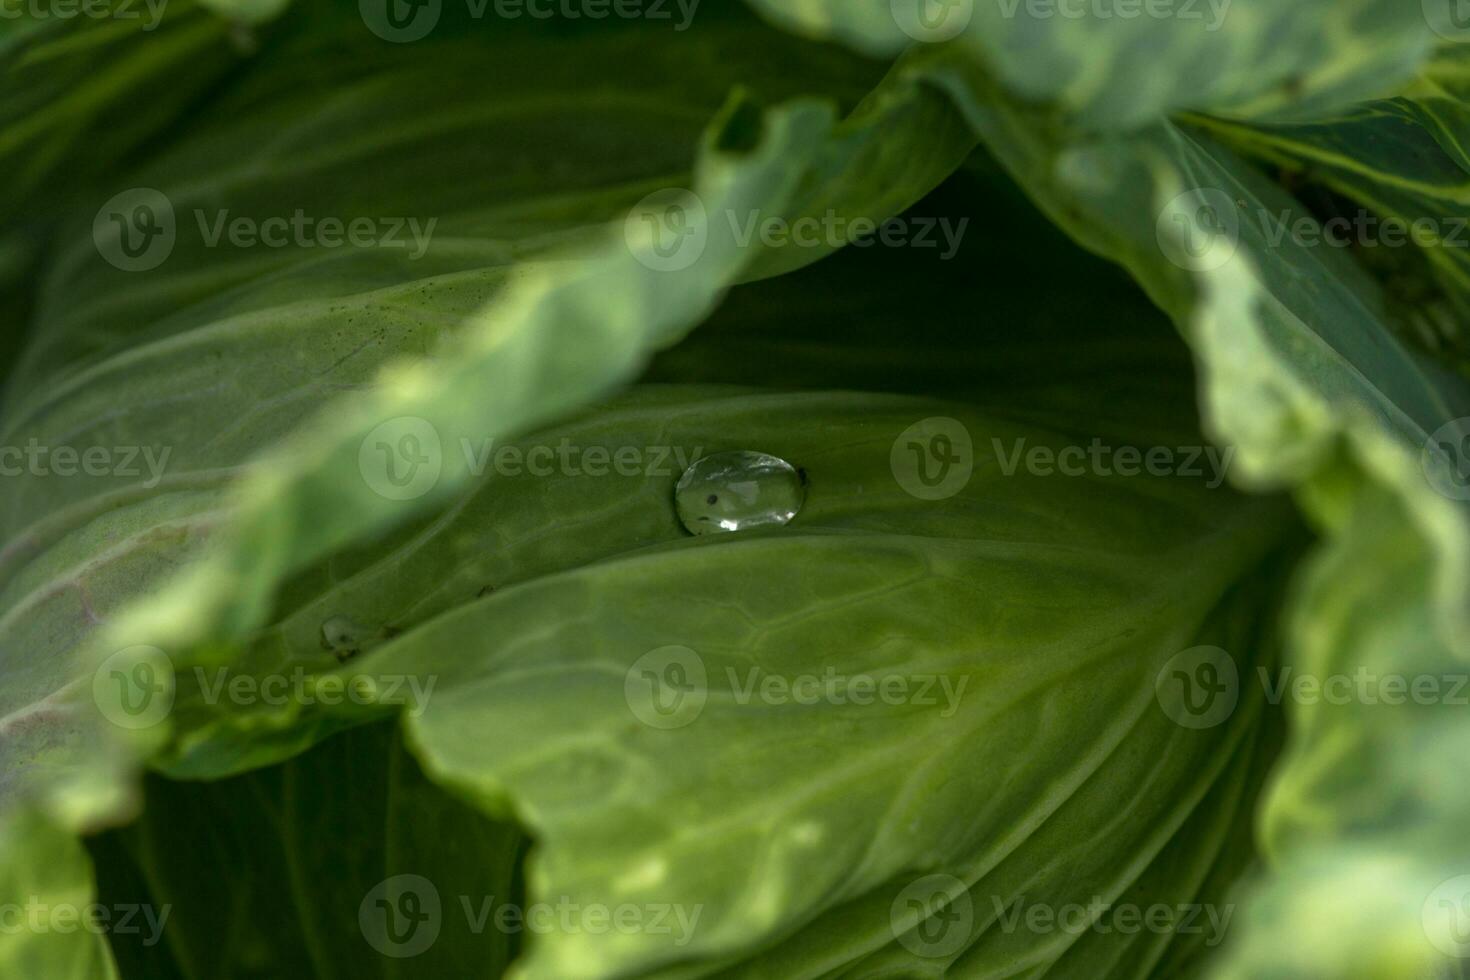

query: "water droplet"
xmin=320 ymin=617 xmax=397 ymax=663
xmin=675 ymin=451 xmax=805 ymax=536
xmin=321 ymin=617 xmax=365 ymax=651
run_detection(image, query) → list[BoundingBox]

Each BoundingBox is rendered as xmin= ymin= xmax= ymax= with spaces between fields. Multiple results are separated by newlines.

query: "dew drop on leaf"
xmin=674 ymin=450 xmax=805 ymax=535
xmin=321 ymin=616 xmax=373 ymax=662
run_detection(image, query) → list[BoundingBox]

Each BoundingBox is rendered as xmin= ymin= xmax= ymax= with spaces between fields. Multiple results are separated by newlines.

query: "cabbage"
xmin=2 ymin=2 xmax=1468 ymax=978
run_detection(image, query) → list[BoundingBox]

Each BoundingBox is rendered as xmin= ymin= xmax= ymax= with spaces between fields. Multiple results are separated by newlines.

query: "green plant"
xmin=2 ymin=1 xmax=1469 ymax=977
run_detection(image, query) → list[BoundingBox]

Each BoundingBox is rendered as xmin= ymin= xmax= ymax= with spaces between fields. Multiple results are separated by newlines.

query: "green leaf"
xmin=910 ymin=50 xmax=1470 ymax=978
xmin=0 ymin=807 xmax=119 ymax=979
xmin=350 ymin=393 xmax=1295 ymax=979
xmin=0 ymin=0 xmax=242 ymax=229
xmin=87 ymin=721 xmax=523 ymax=980
xmin=1185 ymin=47 xmax=1470 ymax=374
xmin=744 ymin=0 xmax=1435 ymax=129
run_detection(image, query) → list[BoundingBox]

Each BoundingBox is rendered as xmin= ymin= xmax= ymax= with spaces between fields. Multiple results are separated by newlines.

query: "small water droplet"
xmin=320 ymin=616 xmax=397 ymax=663
xmin=675 ymin=451 xmax=805 ymax=536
